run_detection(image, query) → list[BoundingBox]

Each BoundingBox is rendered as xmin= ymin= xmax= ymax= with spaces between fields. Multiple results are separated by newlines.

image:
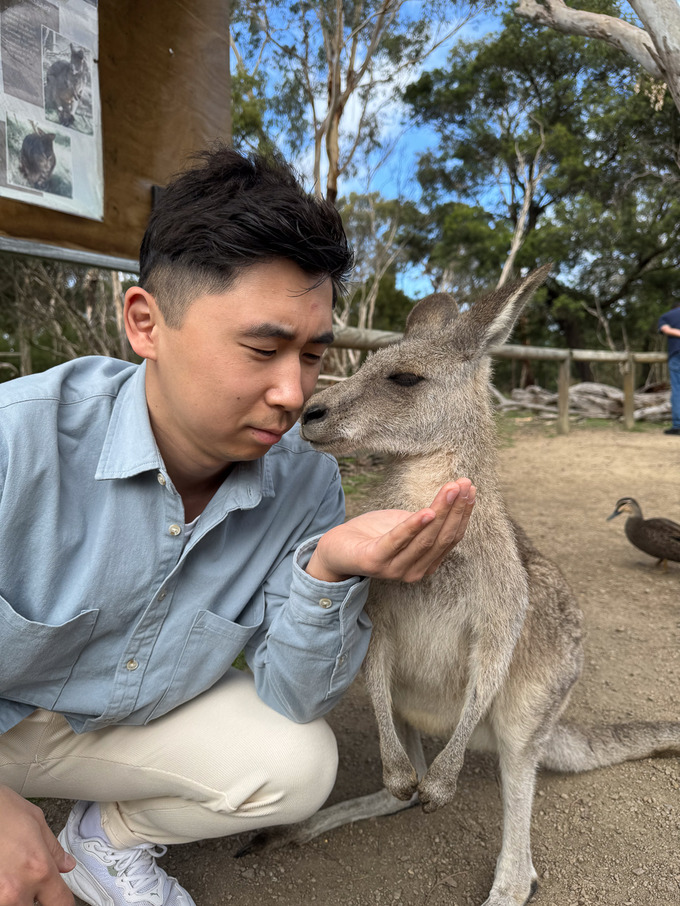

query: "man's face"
xmin=143 ymin=258 xmax=334 ymax=479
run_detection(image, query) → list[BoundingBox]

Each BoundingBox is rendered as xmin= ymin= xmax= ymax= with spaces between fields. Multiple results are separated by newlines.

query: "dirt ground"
xmin=42 ymin=418 xmax=680 ymax=906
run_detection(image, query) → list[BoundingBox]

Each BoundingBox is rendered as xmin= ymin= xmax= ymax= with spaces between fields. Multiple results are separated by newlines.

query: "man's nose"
xmin=266 ymin=360 xmax=306 ymax=410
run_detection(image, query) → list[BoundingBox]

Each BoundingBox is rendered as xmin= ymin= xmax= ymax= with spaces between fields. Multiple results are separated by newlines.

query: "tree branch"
xmin=514 ymin=0 xmax=664 ymax=79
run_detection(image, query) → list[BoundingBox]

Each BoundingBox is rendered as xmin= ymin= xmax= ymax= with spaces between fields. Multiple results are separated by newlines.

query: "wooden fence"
xmin=0 ymin=327 xmax=667 ymax=436
xmin=327 ymin=327 xmax=668 ymax=436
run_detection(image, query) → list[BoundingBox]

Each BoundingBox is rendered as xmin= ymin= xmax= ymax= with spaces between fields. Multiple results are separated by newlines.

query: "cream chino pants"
xmin=0 ymin=669 xmax=338 ymax=848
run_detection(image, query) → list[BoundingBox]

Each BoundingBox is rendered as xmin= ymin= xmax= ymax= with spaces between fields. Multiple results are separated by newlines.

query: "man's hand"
xmin=0 ymin=785 xmax=76 ymax=906
xmin=307 ymin=479 xmax=476 ymax=583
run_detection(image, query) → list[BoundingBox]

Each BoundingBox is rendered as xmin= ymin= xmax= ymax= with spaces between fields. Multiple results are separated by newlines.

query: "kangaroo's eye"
xmin=388 ymin=372 xmax=424 ymax=387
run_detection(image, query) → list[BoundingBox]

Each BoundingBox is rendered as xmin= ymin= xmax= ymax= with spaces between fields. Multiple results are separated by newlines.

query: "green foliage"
xmin=431 ymin=201 xmax=513 ymax=292
xmin=232 ymin=651 xmax=249 ymax=671
xmin=371 ymin=268 xmax=414 ymax=331
xmin=231 ymin=69 xmax=274 ymax=151
xmin=399 ymin=0 xmax=680 ymax=367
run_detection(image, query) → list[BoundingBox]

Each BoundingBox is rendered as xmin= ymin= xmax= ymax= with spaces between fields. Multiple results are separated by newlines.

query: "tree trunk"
xmin=630 ymin=0 xmax=680 ymax=114
xmin=225 ymin=0 xmax=232 ymax=145
xmin=325 ymin=106 xmax=342 ymax=205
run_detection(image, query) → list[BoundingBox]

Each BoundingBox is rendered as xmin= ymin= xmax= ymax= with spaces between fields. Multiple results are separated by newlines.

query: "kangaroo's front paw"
xmin=417 ymin=767 xmax=458 ymax=813
xmin=383 ymin=760 xmax=418 ymax=801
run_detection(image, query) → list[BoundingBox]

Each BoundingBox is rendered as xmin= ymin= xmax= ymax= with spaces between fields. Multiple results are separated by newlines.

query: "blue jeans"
xmin=670 ymin=353 xmax=680 ymax=428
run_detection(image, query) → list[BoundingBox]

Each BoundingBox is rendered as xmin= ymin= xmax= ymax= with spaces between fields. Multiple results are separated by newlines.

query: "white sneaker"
xmin=58 ymin=801 xmax=196 ymax=906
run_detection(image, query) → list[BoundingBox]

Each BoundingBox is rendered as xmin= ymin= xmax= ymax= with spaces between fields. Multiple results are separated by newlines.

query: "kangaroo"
xmin=241 ymin=266 xmax=680 ymax=906
xmin=45 ymin=43 xmax=88 ymax=128
xmin=19 ymin=125 xmax=56 ymax=190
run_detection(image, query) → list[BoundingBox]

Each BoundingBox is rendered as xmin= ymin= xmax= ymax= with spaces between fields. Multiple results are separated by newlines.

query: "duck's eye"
xmin=388 ymin=372 xmax=424 ymax=387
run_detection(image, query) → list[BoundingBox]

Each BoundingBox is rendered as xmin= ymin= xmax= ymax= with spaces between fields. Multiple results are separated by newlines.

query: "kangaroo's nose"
xmin=302 ymin=404 xmax=328 ymax=426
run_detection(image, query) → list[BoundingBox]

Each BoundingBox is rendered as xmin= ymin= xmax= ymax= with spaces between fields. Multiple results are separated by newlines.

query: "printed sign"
xmin=0 ymin=0 xmax=102 ymax=220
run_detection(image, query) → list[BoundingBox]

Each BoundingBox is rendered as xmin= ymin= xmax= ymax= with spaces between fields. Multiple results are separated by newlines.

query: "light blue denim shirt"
xmin=0 ymin=357 xmax=371 ymax=734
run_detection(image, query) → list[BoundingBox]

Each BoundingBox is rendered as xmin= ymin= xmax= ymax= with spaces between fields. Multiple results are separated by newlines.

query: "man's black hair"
xmin=139 ymin=144 xmax=354 ymax=326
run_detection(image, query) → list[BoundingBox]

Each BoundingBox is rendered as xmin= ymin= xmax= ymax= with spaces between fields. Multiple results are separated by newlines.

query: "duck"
xmin=607 ymin=497 xmax=680 ymax=568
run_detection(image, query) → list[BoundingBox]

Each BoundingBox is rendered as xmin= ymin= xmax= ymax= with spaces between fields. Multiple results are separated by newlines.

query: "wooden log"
xmin=634 ymin=403 xmax=672 ymax=422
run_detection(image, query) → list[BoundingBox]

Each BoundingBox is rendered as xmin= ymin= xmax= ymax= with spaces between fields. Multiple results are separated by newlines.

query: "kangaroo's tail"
xmin=540 ymin=720 xmax=680 ymax=773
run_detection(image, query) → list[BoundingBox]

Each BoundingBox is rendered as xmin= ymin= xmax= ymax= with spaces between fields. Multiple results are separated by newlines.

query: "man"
xmin=659 ymin=301 xmax=680 ymax=435
xmin=0 ymin=146 xmax=475 ymax=906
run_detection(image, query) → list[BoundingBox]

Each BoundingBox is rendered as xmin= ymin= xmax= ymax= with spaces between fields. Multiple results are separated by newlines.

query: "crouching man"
xmin=0 ymin=146 xmax=474 ymax=906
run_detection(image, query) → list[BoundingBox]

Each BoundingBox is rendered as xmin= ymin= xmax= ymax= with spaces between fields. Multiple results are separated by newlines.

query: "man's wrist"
xmin=305 ymin=548 xmax=352 ymax=583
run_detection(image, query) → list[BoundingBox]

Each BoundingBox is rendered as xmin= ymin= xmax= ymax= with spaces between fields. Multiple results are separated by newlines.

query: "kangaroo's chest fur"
xmin=367 ymin=578 xmax=472 ymax=736
xmin=364 ymin=455 xmax=528 ymax=740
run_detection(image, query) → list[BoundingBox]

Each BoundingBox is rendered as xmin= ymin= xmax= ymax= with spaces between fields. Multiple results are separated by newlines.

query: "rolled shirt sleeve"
xmin=244 ymin=464 xmax=372 ymax=722
xmin=246 ymin=532 xmax=371 ymax=722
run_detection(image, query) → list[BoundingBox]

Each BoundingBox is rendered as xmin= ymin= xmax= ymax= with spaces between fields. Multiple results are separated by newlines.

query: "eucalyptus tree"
xmin=230 ymin=0 xmax=482 ymax=202
xmin=401 ymin=5 xmax=680 ymax=367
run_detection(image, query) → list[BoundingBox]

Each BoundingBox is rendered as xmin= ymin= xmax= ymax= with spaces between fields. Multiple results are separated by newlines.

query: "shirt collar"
xmin=95 ymin=360 xmax=276 ymax=501
xmin=95 ymin=361 xmax=162 ymax=479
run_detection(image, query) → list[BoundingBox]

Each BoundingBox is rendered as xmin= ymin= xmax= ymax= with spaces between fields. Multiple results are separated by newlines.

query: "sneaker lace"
xmin=88 ymin=839 xmax=169 ymax=903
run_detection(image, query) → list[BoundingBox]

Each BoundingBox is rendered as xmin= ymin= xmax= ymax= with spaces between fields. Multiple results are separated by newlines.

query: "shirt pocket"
xmin=0 ymin=592 xmax=99 ymax=708
xmin=146 ymin=594 xmax=265 ymax=723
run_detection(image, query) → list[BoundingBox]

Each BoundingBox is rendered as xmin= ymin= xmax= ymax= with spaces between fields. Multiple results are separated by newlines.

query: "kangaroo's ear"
xmin=470 ymin=264 xmax=552 ymax=354
xmin=404 ymin=292 xmax=459 ymax=337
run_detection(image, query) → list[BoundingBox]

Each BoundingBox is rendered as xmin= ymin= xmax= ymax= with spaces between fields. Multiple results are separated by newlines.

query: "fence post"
xmin=623 ymin=354 xmax=635 ymax=430
xmin=557 ymin=353 xmax=571 ymax=435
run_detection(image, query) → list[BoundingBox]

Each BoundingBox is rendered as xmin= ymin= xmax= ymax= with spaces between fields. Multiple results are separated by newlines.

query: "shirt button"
xmin=338 ymin=654 xmax=347 ymax=664
xmin=318 ymin=597 xmax=333 ymax=609
xmin=157 ymin=589 xmax=167 ymax=601
xmin=157 ymin=472 xmax=166 ymax=486
xmin=125 ymin=658 xmax=139 ymax=671
xmin=169 ymin=524 xmax=182 ymax=536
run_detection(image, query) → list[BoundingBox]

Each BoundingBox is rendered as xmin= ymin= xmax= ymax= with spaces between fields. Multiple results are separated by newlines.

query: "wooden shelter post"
xmin=623 ymin=354 xmax=636 ymax=430
xmin=557 ymin=353 xmax=571 ymax=435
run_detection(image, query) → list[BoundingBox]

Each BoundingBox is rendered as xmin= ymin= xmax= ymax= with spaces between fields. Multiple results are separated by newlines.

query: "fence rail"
xmin=0 ymin=329 xmax=667 ymax=436
xmin=328 ymin=328 xmax=668 ymax=435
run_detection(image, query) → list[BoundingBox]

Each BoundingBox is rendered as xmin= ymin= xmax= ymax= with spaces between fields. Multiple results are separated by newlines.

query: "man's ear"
xmin=124 ymin=287 xmax=162 ymax=360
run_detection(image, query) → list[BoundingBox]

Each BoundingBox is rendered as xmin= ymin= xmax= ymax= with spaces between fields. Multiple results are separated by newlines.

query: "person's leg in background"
xmin=668 ymin=354 xmax=680 ymax=432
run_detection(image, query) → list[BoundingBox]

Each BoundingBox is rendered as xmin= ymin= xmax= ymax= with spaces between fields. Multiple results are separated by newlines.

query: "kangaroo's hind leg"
xmin=237 ymin=719 xmax=426 ymax=856
xmin=482 ymin=740 xmax=540 ymax=906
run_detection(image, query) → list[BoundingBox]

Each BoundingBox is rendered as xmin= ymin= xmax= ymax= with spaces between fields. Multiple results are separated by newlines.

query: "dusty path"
xmin=43 ymin=419 xmax=680 ymax=906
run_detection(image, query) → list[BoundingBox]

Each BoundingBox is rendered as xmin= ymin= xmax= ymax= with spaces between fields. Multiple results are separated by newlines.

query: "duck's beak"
xmin=606 ymin=508 xmax=622 ymax=521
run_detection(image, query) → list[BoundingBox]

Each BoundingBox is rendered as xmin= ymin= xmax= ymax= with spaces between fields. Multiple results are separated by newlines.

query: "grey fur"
xmin=241 ymin=266 xmax=680 ymax=906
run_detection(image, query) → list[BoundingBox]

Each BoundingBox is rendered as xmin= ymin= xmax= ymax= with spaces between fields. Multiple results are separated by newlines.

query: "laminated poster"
xmin=0 ymin=0 xmax=102 ymax=220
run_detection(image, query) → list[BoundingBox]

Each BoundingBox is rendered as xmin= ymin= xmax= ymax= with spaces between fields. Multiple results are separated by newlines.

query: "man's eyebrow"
xmin=241 ymin=323 xmax=335 ymax=345
xmin=311 ymin=330 xmax=335 ymax=345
